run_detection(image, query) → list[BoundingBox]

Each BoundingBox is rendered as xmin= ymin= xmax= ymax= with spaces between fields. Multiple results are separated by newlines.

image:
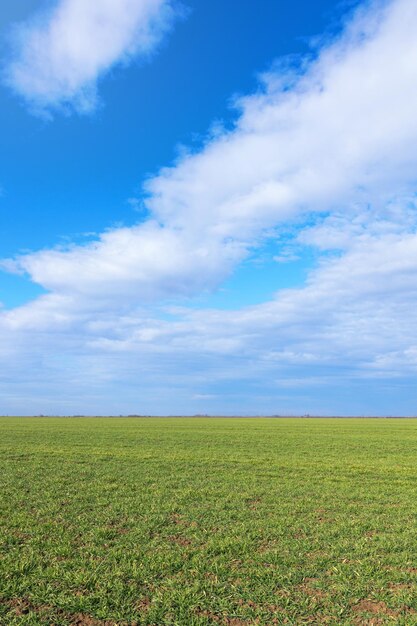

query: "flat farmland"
xmin=1 ymin=417 xmax=417 ymax=625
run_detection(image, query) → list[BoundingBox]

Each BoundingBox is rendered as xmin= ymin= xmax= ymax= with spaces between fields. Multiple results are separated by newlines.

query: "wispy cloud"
xmin=4 ymin=0 xmax=179 ymax=114
xmin=2 ymin=0 xmax=417 ymax=414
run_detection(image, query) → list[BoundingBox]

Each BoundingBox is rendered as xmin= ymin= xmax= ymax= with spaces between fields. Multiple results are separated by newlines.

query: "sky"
xmin=0 ymin=0 xmax=417 ymax=416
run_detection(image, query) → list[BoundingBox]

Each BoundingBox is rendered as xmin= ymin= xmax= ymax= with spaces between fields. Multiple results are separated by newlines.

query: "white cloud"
xmin=2 ymin=0 xmax=417 ymax=413
xmin=5 ymin=0 xmax=179 ymax=113
xmin=6 ymin=0 xmax=417 ymax=300
xmin=3 ymin=228 xmax=417 ymax=414
xmin=3 ymin=221 xmax=245 ymax=302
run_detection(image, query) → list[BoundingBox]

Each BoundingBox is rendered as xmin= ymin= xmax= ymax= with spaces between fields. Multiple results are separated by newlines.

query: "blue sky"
xmin=0 ymin=0 xmax=351 ymax=304
xmin=1 ymin=0 xmax=417 ymax=415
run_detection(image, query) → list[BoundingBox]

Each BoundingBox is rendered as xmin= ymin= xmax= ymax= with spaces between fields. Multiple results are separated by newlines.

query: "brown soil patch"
xmin=167 ymin=534 xmax=192 ymax=546
xmin=314 ymin=508 xmax=334 ymax=524
xmin=169 ymin=513 xmax=198 ymax=528
xmin=292 ymin=530 xmax=307 ymax=539
xmin=2 ymin=597 xmax=124 ymax=625
xmin=352 ymin=600 xmax=398 ymax=617
xmin=245 ymin=497 xmax=262 ymax=510
xmin=387 ymin=582 xmax=414 ymax=592
xmin=352 ymin=599 xmax=417 ymax=623
xmin=11 ymin=530 xmax=31 ymax=541
xmin=306 ymin=550 xmax=329 ymax=560
xmin=384 ymin=565 xmax=417 ymax=575
xmin=257 ymin=540 xmax=278 ymax=554
xmin=7 ymin=597 xmax=37 ymax=616
xmin=135 ymin=596 xmax=151 ymax=611
xmin=195 ymin=609 xmax=251 ymax=624
xmin=295 ymin=578 xmax=326 ymax=600
xmin=237 ymin=598 xmax=286 ymax=614
xmin=106 ymin=519 xmax=129 ymax=535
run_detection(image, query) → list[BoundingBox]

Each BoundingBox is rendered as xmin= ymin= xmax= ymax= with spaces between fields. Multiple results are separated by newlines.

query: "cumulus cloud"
xmin=4 ymin=221 xmax=245 ymax=303
xmin=4 ymin=0 xmax=179 ymax=113
xmin=2 ymin=0 xmax=417 ymax=413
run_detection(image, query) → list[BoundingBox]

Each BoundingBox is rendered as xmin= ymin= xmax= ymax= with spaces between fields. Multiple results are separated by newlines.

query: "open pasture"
xmin=1 ymin=417 xmax=417 ymax=625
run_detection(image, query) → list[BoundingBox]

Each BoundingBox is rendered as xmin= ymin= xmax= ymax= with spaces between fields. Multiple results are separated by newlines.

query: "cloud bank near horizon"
xmin=4 ymin=0 xmax=179 ymax=114
xmin=2 ymin=0 xmax=417 ymax=414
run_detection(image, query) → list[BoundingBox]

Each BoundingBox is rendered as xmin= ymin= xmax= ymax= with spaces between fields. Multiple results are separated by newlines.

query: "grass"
xmin=0 ymin=417 xmax=417 ymax=625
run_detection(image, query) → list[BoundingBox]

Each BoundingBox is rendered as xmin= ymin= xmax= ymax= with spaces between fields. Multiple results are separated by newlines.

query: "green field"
xmin=1 ymin=417 xmax=417 ymax=625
